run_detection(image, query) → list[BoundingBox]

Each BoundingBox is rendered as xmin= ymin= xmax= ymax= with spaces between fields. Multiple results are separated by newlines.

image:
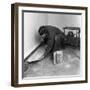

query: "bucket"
xmin=53 ymin=50 xmax=63 ymax=64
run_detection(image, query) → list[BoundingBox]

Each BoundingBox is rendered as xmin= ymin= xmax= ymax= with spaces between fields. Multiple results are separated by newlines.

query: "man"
xmin=38 ymin=25 xmax=65 ymax=60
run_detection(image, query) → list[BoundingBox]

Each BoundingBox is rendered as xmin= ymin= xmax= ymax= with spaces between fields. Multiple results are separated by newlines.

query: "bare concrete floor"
xmin=24 ymin=47 xmax=80 ymax=78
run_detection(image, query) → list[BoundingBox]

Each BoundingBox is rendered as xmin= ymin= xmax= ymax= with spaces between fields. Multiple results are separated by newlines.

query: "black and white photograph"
xmin=11 ymin=3 xmax=88 ymax=87
xmin=24 ymin=11 xmax=81 ymax=78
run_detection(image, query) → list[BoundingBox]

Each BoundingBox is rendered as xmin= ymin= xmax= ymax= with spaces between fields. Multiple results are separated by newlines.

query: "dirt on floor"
xmin=24 ymin=47 xmax=80 ymax=78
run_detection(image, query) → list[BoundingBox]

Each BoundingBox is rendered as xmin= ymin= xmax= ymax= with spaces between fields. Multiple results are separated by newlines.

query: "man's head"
xmin=38 ymin=26 xmax=48 ymax=39
xmin=39 ymin=26 xmax=45 ymax=35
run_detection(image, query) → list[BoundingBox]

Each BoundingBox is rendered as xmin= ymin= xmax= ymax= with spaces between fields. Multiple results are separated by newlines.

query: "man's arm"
xmin=39 ymin=38 xmax=54 ymax=60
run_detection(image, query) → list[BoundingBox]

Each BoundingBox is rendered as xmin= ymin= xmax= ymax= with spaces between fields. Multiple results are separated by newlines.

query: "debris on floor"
xmin=24 ymin=47 xmax=80 ymax=78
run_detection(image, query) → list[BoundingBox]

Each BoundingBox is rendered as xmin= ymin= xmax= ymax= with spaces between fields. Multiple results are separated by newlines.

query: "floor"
xmin=24 ymin=47 xmax=80 ymax=78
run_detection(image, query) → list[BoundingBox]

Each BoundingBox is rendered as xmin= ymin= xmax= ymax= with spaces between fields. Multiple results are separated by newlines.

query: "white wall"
xmin=47 ymin=14 xmax=81 ymax=30
xmin=0 ymin=0 xmax=89 ymax=90
xmin=24 ymin=13 xmax=48 ymax=57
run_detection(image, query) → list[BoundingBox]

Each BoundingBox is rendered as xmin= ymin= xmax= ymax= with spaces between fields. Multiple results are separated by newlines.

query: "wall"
xmin=47 ymin=14 xmax=81 ymax=31
xmin=0 ymin=0 xmax=89 ymax=90
xmin=24 ymin=13 xmax=48 ymax=58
